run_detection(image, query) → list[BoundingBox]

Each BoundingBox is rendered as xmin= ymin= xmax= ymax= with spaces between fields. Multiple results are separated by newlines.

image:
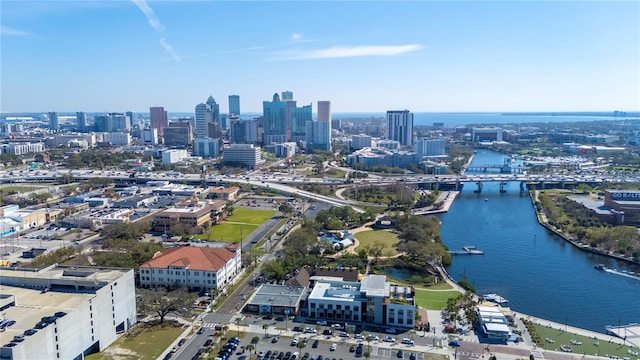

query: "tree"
xmin=262 ymin=323 xmax=270 ymax=338
xmin=136 ymin=287 xmax=197 ymax=324
xmin=279 ymin=202 xmax=294 ymax=215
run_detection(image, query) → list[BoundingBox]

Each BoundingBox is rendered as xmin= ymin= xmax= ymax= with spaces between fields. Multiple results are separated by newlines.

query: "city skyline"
xmin=1 ymin=1 xmax=638 ymax=113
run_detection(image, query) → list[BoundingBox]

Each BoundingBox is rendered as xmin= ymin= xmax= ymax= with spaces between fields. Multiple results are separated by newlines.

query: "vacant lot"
xmin=196 ymin=208 xmax=276 ymax=242
xmin=86 ymin=322 xmax=184 ymax=360
xmin=355 ymin=230 xmax=400 ymax=256
xmin=414 ymin=288 xmax=460 ymax=310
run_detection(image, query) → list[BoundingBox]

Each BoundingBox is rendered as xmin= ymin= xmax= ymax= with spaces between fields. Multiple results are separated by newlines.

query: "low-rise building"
xmin=139 ymin=245 xmax=241 ymax=292
xmin=151 ymin=198 xmax=226 ymax=233
xmin=162 ymin=149 xmax=190 ymax=164
xmin=305 ymin=274 xmax=415 ymax=328
xmin=244 ymin=284 xmax=305 ymax=316
xmin=208 ymin=186 xmax=240 ymax=201
xmin=0 ymin=265 xmax=137 ymax=360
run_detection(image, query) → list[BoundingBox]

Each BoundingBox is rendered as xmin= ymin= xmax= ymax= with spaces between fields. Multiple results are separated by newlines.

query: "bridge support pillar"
xmin=456 ymin=180 xmax=461 ymax=191
xmin=541 ymin=182 xmax=546 ymax=190
xmin=474 ymin=181 xmax=483 ymax=193
xmin=560 ymin=181 xmax=565 ymax=189
xmin=520 ymin=181 xmax=526 ymax=193
xmin=499 ymin=181 xmax=507 ymax=193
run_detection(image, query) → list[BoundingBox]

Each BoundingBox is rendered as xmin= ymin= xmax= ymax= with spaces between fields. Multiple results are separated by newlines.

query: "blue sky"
xmin=1 ymin=1 xmax=638 ymax=113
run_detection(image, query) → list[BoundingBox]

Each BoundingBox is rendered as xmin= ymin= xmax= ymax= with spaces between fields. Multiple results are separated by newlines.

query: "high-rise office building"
xmin=291 ymin=104 xmax=312 ymax=142
xmin=386 ymin=110 xmax=414 ymax=146
xmin=141 ymin=128 xmax=159 ymax=146
xmin=263 ymin=93 xmax=287 ymax=144
xmin=150 ymin=106 xmax=168 ymax=136
xmin=193 ymin=137 xmax=221 ymax=158
xmin=110 ymin=113 xmax=130 ymax=132
xmin=229 ymin=95 xmax=240 ymax=116
xmin=230 ymin=118 xmax=259 ymax=144
xmin=126 ymin=111 xmax=136 ymax=126
xmin=281 ymin=91 xmax=293 ymax=100
xmin=206 ymin=96 xmax=220 ymax=124
xmin=48 ymin=112 xmax=59 ymax=131
xmin=94 ymin=114 xmax=112 ymax=132
xmin=195 ymin=103 xmax=208 ymax=138
xmin=305 ymin=101 xmax=332 ymax=151
xmin=76 ymin=112 xmax=87 ymax=132
xmin=414 ymin=138 xmax=446 ymax=157
xmin=318 ymin=101 xmax=331 ymax=122
xmin=164 ymin=122 xmax=193 ymax=148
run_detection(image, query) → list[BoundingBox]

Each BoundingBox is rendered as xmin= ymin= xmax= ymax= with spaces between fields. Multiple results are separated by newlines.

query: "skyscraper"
xmin=263 ymin=93 xmax=287 ymax=144
xmin=281 ymin=91 xmax=293 ymax=100
xmin=206 ymin=96 xmax=219 ymax=124
xmin=386 ymin=110 xmax=414 ymax=146
xmin=110 ymin=113 xmax=130 ymax=131
xmin=195 ymin=103 xmax=209 ymax=138
xmin=229 ymin=95 xmax=240 ymax=116
xmin=150 ymin=106 xmax=168 ymax=136
xmin=48 ymin=112 xmax=59 ymax=131
xmin=76 ymin=112 xmax=87 ymax=132
xmin=291 ymin=104 xmax=312 ymax=142
xmin=305 ymin=101 xmax=332 ymax=151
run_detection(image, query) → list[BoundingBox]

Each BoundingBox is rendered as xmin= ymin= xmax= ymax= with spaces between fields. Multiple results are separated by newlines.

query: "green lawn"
xmin=227 ymin=208 xmax=276 ymax=224
xmin=414 ymin=288 xmax=460 ymax=310
xmin=0 ymin=185 xmax=43 ymax=193
xmin=85 ymin=322 xmax=184 ymax=360
xmin=355 ymin=230 xmax=400 ymax=255
xmin=196 ymin=208 xmax=275 ymax=242
xmin=526 ymin=321 xmax=635 ymax=359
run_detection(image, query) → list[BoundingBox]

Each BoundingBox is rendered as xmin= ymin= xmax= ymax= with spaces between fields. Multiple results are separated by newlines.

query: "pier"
xmin=448 ymin=245 xmax=484 ymax=255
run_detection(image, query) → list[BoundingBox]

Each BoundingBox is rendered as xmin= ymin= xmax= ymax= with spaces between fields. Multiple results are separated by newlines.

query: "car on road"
xmin=330 ymin=344 xmax=337 ymax=351
xmin=197 ymin=327 xmax=206 ymax=335
xmin=203 ymin=339 xmax=213 ymax=346
xmin=178 ymin=338 xmax=186 ymax=346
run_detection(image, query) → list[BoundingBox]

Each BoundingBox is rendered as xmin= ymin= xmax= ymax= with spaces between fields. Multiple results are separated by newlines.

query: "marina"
xmin=482 ymin=293 xmax=509 ymax=305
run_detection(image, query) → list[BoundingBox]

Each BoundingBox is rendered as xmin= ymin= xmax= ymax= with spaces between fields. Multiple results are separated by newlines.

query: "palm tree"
xmin=222 ymin=324 xmax=229 ymax=338
xmin=263 ymin=323 xmax=270 ymax=338
xmin=235 ymin=317 xmax=241 ymax=336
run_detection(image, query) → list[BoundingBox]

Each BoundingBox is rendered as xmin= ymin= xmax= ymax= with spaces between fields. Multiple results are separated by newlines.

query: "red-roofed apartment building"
xmin=139 ymin=245 xmax=241 ymax=292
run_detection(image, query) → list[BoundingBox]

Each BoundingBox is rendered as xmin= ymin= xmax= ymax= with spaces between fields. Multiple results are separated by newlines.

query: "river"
xmin=438 ymin=150 xmax=640 ymax=333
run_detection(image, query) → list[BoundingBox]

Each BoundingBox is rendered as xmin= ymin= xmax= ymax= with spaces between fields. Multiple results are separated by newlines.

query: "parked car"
xmin=271 ymin=336 xmax=279 ymax=343
xmin=330 ymin=344 xmax=337 ymax=351
xmin=397 ymin=350 xmax=404 ymax=359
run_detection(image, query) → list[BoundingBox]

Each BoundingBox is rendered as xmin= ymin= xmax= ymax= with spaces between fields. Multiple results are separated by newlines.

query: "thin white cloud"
xmin=131 ymin=0 xmax=182 ymax=62
xmin=0 ymin=25 xmax=33 ymax=36
xmin=160 ymin=38 xmax=181 ymax=62
xmin=290 ymin=33 xmax=303 ymax=42
xmin=132 ymin=0 xmax=165 ymax=32
xmin=279 ymin=44 xmax=423 ymax=60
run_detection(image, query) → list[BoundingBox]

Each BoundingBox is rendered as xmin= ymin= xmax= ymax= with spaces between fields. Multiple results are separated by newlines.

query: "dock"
xmin=448 ymin=245 xmax=484 ymax=255
xmin=605 ymin=323 xmax=640 ymax=348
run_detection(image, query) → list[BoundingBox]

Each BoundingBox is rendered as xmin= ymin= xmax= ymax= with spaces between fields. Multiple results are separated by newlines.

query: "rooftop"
xmin=250 ymin=284 xmax=305 ymax=308
xmin=140 ymin=245 xmax=238 ymax=271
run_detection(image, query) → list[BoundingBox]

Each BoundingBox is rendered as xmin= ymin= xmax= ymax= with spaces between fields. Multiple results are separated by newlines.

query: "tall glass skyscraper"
xmin=48 ymin=112 xmax=59 ymax=131
xmin=305 ymin=101 xmax=332 ymax=151
xmin=386 ymin=110 xmax=414 ymax=146
xmin=263 ymin=93 xmax=287 ymax=144
xmin=291 ymin=104 xmax=312 ymax=142
xmin=229 ymin=95 xmax=240 ymax=116
xmin=76 ymin=112 xmax=87 ymax=132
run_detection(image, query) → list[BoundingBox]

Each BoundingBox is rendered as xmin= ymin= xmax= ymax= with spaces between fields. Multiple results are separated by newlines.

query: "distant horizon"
xmin=2 ymin=110 xmax=639 ymax=117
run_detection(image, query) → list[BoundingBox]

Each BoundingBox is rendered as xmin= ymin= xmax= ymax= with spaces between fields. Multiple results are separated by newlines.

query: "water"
xmin=437 ymin=150 xmax=640 ymax=333
xmin=331 ymin=112 xmax=640 ymax=127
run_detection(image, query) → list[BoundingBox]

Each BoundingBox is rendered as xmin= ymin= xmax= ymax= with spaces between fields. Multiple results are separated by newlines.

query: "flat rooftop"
xmin=250 ymin=284 xmax=305 ymax=308
xmin=0 ymin=285 xmax=92 ymax=342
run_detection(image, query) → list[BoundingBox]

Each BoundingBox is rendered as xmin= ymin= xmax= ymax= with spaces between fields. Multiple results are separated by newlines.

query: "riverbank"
xmin=411 ymin=191 xmax=459 ymax=215
xmin=529 ymin=189 xmax=640 ymax=266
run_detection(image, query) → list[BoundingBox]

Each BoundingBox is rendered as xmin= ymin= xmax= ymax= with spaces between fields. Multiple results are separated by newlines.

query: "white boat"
xmin=482 ymin=293 xmax=509 ymax=305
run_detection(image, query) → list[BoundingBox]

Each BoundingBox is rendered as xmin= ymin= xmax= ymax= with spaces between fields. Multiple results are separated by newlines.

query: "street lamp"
xmin=285 ymin=309 xmax=290 ymax=333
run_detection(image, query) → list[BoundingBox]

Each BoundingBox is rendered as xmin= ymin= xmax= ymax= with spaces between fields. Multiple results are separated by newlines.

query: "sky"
xmin=1 ymin=1 xmax=639 ymax=114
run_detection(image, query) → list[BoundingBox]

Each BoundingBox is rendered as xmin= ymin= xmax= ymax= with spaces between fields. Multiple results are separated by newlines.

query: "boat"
xmin=594 ymin=264 xmax=606 ymax=271
xmin=484 ymin=198 xmax=488 ymax=202
xmin=594 ymin=264 xmax=640 ymax=280
xmin=482 ymin=293 xmax=509 ymax=305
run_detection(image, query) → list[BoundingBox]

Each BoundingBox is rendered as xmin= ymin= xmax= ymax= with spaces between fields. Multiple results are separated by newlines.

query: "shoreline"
xmin=529 ymin=189 xmax=640 ymax=266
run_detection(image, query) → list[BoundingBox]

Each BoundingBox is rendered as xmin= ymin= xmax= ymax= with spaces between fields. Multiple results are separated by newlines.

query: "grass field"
xmin=0 ymin=185 xmax=43 ymax=193
xmin=414 ymin=288 xmax=460 ymax=310
xmin=85 ymin=322 xmax=184 ymax=360
xmin=527 ymin=322 xmax=636 ymax=359
xmin=196 ymin=208 xmax=276 ymax=242
xmin=354 ymin=230 xmax=400 ymax=255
